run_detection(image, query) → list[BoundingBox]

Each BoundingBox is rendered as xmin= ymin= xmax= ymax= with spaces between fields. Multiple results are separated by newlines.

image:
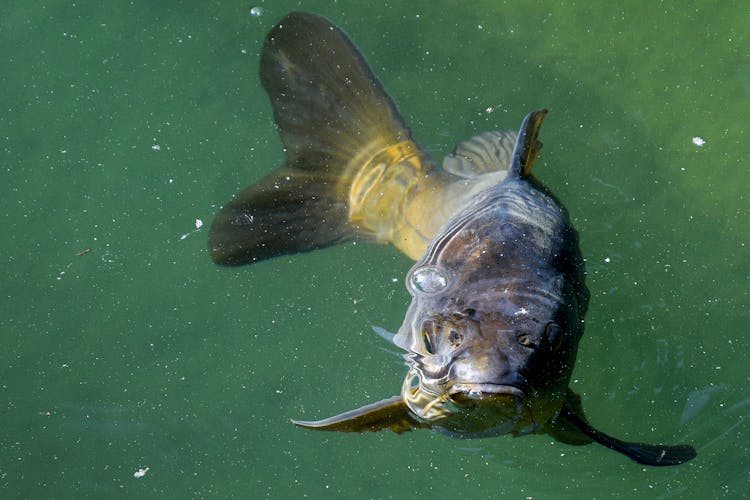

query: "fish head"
xmin=393 ymin=264 xmax=585 ymax=437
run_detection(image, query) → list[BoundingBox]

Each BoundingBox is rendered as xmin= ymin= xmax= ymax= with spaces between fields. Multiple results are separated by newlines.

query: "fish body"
xmin=209 ymin=12 xmax=696 ymax=466
xmin=392 ymin=112 xmax=588 ymax=438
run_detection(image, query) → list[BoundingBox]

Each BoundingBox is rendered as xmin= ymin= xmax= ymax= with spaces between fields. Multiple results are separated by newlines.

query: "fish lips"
xmin=448 ymin=383 xmax=528 ymax=424
xmin=403 ymin=367 xmax=534 ymax=435
xmin=450 ymin=383 xmax=526 ymax=399
xmin=426 ymin=383 xmax=535 ymax=438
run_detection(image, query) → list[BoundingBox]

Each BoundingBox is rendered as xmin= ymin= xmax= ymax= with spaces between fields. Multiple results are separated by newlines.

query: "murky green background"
xmin=2 ymin=1 xmax=748 ymax=498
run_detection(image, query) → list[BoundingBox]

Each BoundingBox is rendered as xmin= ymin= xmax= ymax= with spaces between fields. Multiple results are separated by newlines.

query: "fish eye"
xmin=545 ymin=322 xmax=563 ymax=351
xmin=420 ymin=318 xmax=439 ymax=354
xmin=517 ymin=333 xmax=536 ymax=348
xmin=422 ymin=331 xmax=434 ymax=354
xmin=409 ymin=266 xmax=448 ymax=294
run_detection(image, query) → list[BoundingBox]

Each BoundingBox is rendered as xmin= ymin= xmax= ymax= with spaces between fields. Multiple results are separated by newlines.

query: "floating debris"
xmin=180 ymin=218 xmax=205 ymax=240
xmin=133 ymin=467 xmax=149 ymax=478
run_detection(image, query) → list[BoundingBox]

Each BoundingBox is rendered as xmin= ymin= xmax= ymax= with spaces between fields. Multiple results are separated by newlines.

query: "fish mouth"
xmin=433 ymin=383 xmax=531 ymax=437
xmin=402 ymin=367 xmax=528 ymax=423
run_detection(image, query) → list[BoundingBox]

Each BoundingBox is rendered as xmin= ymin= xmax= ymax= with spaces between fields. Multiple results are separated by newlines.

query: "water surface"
xmin=2 ymin=1 xmax=748 ymax=497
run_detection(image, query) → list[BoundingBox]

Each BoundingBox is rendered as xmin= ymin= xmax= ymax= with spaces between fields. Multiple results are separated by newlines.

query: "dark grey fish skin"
xmin=210 ymin=12 xmax=697 ymax=467
xmin=392 ymin=110 xmax=589 ymax=437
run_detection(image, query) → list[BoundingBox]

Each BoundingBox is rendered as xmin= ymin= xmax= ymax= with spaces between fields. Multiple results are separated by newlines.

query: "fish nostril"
xmin=448 ymin=330 xmax=463 ymax=347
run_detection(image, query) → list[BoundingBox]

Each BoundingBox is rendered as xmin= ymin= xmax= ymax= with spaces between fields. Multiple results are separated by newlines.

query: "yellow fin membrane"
xmin=210 ymin=12 xmax=419 ymax=265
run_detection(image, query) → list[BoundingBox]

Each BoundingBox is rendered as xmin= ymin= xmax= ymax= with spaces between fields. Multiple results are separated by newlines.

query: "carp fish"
xmin=209 ymin=12 xmax=696 ymax=466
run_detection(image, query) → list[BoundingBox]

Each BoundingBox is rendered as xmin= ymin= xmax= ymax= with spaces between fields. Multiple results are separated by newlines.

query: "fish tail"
xmin=210 ymin=12 xmax=429 ymax=265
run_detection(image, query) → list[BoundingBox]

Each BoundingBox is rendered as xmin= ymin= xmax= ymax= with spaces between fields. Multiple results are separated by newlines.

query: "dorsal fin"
xmin=508 ymin=109 xmax=548 ymax=178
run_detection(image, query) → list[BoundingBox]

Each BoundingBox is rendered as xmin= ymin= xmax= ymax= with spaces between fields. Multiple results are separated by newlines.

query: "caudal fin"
xmin=210 ymin=12 xmax=416 ymax=265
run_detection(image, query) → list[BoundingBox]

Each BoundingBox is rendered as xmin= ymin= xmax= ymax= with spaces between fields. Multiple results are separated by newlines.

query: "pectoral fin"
xmin=292 ymin=396 xmax=428 ymax=434
xmin=549 ymin=389 xmax=697 ymax=466
xmin=544 ymin=390 xmax=593 ymax=446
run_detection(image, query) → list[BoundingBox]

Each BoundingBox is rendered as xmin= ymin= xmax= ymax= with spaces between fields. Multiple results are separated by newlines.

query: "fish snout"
xmin=449 ymin=341 xmax=529 ymax=395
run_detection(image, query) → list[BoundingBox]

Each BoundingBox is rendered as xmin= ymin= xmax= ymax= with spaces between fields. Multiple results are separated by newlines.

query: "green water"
xmin=2 ymin=1 xmax=748 ymax=498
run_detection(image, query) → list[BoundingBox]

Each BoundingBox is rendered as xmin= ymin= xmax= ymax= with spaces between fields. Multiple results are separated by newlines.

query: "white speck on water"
xmin=692 ymin=136 xmax=706 ymax=147
xmin=250 ymin=6 xmax=263 ymax=17
xmin=151 ymin=144 xmax=161 ymax=151
xmin=134 ymin=467 xmax=149 ymax=478
xmin=181 ymin=218 xmax=204 ymax=240
xmin=604 ymin=257 xmax=611 ymax=263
